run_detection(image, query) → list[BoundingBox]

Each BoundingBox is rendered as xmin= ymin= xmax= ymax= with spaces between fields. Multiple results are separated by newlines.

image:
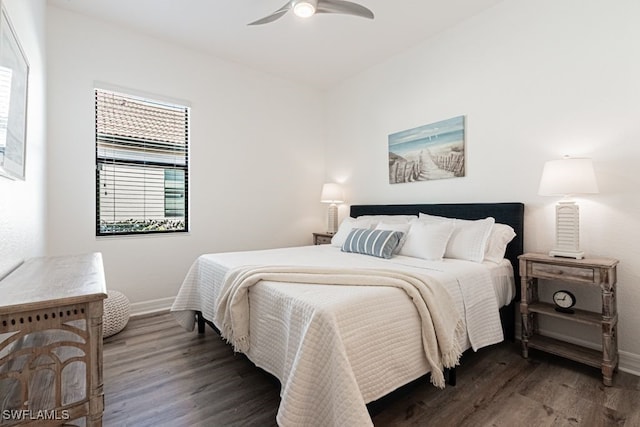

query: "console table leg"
xmin=88 ymin=301 xmax=105 ymax=426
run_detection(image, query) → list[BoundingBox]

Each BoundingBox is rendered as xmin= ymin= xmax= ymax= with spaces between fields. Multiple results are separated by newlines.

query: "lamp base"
xmin=550 ymin=201 xmax=584 ymax=260
xmin=549 ymin=248 xmax=584 ymax=260
xmin=327 ymin=203 xmax=338 ymax=234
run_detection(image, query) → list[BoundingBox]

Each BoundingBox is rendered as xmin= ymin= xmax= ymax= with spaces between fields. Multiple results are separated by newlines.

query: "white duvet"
xmin=171 ymin=245 xmax=509 ymax=426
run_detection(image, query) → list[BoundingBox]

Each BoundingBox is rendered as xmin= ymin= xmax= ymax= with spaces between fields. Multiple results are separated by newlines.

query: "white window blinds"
xmin=95 ymin=89 xmax=189 ymax=235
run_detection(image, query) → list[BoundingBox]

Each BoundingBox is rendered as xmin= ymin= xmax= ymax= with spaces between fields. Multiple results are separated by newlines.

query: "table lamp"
xmin=320 ymin=183 xmax=344 ymax=234
xmin=538 ymin=156 xmax=599 ymax=259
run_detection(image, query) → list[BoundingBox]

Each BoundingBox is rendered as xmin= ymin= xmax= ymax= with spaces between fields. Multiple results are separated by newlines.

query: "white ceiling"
xmin=47 ymin=0 xmax=503 ymax=89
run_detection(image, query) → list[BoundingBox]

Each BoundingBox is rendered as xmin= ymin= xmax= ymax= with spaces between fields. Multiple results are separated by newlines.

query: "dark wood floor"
xmin=103 ymin=313 xmax=640 ymax=426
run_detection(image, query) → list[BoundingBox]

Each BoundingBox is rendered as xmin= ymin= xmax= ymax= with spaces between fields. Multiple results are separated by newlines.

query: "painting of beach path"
xmin=388 ymin=116 xmax=465 ymax=184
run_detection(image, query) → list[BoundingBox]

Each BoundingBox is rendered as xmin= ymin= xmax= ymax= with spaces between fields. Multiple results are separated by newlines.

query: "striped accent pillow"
xmin=341 ymin=228 xmax=403 ymax=259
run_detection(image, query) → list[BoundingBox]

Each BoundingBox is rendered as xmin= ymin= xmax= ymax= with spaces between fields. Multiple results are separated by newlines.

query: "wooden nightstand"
xmin=519 ymin=253 xmax=619 ymax=386
xmin=313 ymin=232 xmax=333 ymax=245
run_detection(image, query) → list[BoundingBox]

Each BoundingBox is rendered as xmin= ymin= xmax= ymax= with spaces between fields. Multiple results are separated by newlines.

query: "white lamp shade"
xmin=538 ymin=157 xmax=599 ymax=196
xmin=320 ymin=183 xmax=344 ymax=204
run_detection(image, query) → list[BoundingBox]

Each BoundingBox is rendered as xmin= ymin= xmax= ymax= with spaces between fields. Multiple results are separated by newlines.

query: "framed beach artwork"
xmin=0 ymin=2 xmax=29 ymax=180
xmin=388 ymin=115 xmax=465 ymax=184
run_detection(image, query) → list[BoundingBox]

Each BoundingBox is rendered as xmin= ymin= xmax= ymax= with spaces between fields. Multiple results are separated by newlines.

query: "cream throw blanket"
xmin=214 ymin=265 xmax=464 ymax=388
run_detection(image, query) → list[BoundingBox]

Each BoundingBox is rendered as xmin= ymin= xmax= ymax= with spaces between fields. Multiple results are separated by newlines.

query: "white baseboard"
xmin=619 ymin=350 xmax=640 ymax=377
xmin=522 ymin=328 xmax=640 ymax=377
xmin=130 ymin=296 xmax=175 ymax=318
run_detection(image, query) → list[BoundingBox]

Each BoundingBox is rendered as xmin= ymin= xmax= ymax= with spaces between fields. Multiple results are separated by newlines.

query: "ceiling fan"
xmin=248 ymin=0 xmax=374 ymax=26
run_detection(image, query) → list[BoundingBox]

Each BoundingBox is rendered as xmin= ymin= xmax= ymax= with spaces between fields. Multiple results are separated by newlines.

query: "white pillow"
xmin=419 ymin=213 xmax=495 ymax=263
xmin=398 ymin=220 xmax=455 ymax=261
xmin=375 ymin=221 xmax=412 ymax=253
xmin=419 ymin=213 xmax=449 ymax=221
xmin=484 ymin=223 xmax=516 ymax=263
xmin=331 ymin=217 xmax=375 ymax=247
xmin=356 ymin=215 xmax=417 ymax=228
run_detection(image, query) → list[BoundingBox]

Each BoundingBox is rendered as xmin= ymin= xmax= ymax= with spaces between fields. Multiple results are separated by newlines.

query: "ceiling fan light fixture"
xmin=248 ymin=0 xmax=373 ymax=26
xmin=293 ymin=1 xmax=316 ymax=18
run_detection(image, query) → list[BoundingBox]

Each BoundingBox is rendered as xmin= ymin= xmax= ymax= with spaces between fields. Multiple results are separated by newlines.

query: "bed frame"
xmin=198 ymin=202 xmax=524 ymax=332
xmin=196 ymin=202 xmax=525 ymax=386
xmin=350 ymin=202 xmax=525 ymax=341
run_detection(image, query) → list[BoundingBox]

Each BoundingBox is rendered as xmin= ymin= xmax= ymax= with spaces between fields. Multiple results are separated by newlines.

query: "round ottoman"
xmin=103 ymin=290 xmax=130 ymax=338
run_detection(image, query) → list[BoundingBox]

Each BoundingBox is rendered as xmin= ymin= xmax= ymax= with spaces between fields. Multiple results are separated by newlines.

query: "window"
xmin=164 ymin=169 xmax=185 ymax=217
xmin=95 ymin=89 xmax=189 ymax=235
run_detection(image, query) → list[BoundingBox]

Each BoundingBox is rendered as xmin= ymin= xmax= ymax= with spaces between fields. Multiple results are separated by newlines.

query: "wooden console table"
xmin=0 ymin=253 xmax=107 ymax=426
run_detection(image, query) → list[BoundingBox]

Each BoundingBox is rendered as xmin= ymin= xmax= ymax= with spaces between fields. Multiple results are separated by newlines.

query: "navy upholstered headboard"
xmin=349 ymin=202 xmax=525 ymax=339
xmin=350 ymin=202 xmax=524 ymax=274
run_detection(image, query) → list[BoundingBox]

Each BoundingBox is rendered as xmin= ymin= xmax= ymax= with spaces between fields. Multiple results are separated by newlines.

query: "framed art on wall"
xmin=388 ymin=115 xmax=465 ymax=184
xmin=0 ymin=2 xmax=28 ymax=180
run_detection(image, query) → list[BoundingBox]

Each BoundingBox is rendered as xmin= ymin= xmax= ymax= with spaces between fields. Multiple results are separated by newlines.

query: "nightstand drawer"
xmin=316 ymin=235 xmax=332 ymax=245
xmin=313 ymin=233 xmax=334 ymax=245
xmin=531 ymin=262 xmax=596 ymax=283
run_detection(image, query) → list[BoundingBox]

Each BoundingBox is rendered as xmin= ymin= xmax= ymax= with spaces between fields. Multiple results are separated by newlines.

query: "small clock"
xmin=552 ymin=290 xmax=576 ymax=314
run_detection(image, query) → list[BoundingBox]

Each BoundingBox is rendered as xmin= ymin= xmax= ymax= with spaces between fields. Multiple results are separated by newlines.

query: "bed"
xmin=171 ymin=202 xmax=524 ymax=426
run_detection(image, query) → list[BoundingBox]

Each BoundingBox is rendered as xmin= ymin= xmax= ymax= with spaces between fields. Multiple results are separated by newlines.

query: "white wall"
xmin=0 ymin=0 xmax=46 ymax=279
xmin=46 ymin=7 xmax=326 ymax=308
xmin=325 ymin=0 xmax=640 ymax=371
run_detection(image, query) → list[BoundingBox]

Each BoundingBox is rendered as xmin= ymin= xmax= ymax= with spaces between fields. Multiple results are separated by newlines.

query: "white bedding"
xmin=171 ymin=245 xmax=514 ymax=427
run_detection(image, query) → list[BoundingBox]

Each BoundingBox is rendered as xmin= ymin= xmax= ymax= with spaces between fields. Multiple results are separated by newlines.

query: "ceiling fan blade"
xmin=316 ymin=0 xmax=374 ymax=19
xmin=248 ymin=2 xmax=292 ymax=26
